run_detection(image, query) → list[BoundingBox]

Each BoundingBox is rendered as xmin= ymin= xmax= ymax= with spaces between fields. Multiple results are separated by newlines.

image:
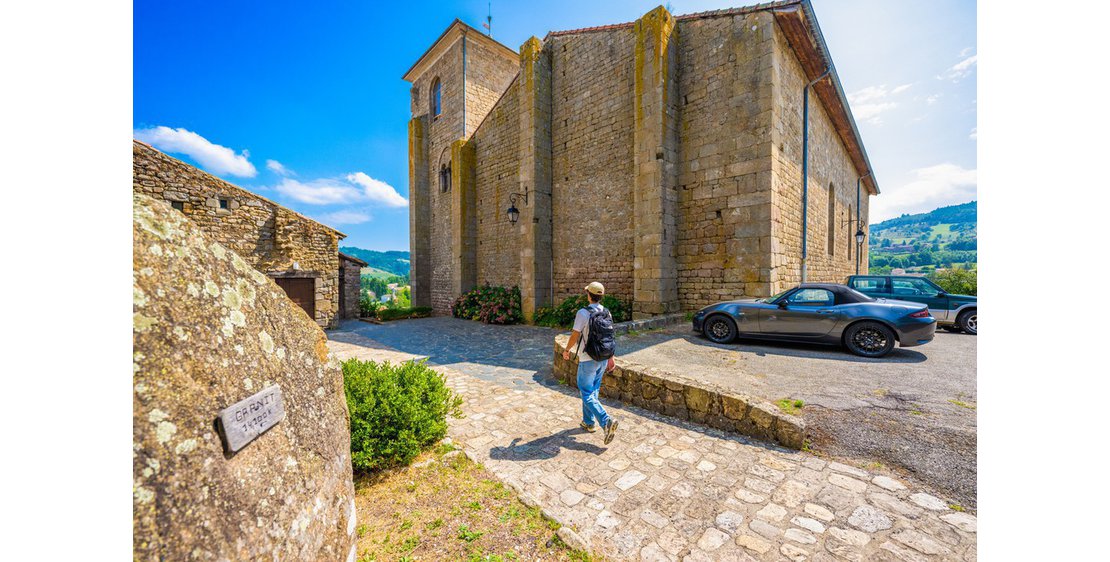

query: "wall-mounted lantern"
xmin=506 ymin=190 xmax=528 ymax=225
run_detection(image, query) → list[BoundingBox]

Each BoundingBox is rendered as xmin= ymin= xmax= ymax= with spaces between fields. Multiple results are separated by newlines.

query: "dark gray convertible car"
xmin=691 ymin=283 xmax=936 ymax=357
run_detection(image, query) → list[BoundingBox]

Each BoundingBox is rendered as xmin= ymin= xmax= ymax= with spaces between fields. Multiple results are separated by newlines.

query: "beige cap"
xmin=585 ymin=281 xmax=605 ymax=295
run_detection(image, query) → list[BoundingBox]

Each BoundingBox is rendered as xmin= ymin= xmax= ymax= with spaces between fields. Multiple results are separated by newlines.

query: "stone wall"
xmin=133 ymin=141 xmax=342 ymax=328
xmin=675 ymin=12 xmax=777 ymax=308
xmin=339 ymin=255 xmax=364 ymax=319
xmin=769 ymin=20 xmax=869 ymax=293
xmin=473 ymin=77 xmax=523 ymax=289
xmin=465 ymin=37 xmax=521 ymax=138
xmin=553 ymin=334 xmax=804 ymax=449
xmin=549 ymin=28 xmax=637 ymax=304
xmin=133 ymin=193 xmax=356 ymax=561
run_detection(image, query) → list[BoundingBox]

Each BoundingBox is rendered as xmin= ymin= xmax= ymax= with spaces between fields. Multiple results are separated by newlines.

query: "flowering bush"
xmin=451 ymin=284 xmax=522 ymax=325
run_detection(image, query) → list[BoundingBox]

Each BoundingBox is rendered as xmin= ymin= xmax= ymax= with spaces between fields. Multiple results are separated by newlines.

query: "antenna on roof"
xmin=482 ymin=1 xmax=492 ymax=37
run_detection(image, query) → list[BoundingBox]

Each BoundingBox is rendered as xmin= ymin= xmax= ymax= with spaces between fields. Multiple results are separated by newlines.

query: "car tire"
xmin=844 ymin=321 xmax=897 ymax=358
xmin=957 ymin=309 xmax=977 ymax=335
xmin=703 ymin=314 xmax=738 ymax=344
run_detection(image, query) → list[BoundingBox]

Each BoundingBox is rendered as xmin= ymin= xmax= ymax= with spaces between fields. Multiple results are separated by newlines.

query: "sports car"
xmin=691 ymin=283 xmax=936 ymax=357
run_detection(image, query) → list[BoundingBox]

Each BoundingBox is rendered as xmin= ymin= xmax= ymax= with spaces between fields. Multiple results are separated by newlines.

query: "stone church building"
xmin=405 ymin=0 xmax=879 ymax=319
xmin=133 ymin=140 xmax=365 ymax=328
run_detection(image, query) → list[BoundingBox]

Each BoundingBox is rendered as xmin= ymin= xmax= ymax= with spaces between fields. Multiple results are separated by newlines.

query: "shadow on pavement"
xmin=620 ymin=330 xmax=929 ymax=364
xmin=489 ymin=429 xmax=606 ymax=461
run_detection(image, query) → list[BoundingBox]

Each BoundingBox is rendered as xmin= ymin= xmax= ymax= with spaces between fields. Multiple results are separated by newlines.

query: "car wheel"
xmin=844 ymin=321 xmax=896 ymax=358
xmin=703 ymin=314 xmax=737 ymax=344
xmin=957 ymin=310 xmax=977 ymax=335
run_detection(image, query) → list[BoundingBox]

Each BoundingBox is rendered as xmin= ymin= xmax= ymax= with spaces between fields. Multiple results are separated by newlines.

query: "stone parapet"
xmin=611 ymin=312 xmax=686 ymax=336
xmin=553 ymin=334 xmax=804 ymax=449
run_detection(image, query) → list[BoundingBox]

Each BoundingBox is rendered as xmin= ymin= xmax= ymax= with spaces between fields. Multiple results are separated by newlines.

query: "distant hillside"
xmin=868 ymin=201 xmax=976 ymax=273
xmin=339 ymin=247 xmax=410 ymax=277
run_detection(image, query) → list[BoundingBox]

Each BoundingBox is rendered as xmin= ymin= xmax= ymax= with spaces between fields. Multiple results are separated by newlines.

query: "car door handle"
xmin=816 ymin=309 xmax=834 ymax=314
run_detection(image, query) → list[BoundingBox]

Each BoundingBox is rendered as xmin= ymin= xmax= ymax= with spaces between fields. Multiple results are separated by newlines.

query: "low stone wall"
xmin=553 ymin=334 xmax=804 ymax=449
xmin=612 ymin=312 xmax=686 ymax=336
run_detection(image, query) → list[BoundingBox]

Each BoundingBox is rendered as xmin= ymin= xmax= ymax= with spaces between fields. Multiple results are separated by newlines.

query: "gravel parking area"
xmin=617 ymin=325 xmax=978 ymax=509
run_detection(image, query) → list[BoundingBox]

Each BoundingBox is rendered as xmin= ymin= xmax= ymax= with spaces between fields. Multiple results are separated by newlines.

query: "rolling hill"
xmin=339 ymin=248 xmax=410 ymax=278
xmin=868 ymin=201 xmax=977 ymax=273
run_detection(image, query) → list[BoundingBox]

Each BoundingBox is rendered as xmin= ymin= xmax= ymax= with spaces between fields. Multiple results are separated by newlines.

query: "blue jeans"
xmin=577 ymin=357 xmax=610 ymax=428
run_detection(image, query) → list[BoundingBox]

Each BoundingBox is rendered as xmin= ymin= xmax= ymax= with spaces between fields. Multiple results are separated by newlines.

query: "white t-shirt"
xmin=573 ymin=303 xmax=605 ymax=359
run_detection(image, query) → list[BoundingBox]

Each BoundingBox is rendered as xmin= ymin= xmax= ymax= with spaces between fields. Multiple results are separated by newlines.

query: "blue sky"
xmin=134 ymin=0 xmax=976 ymax=251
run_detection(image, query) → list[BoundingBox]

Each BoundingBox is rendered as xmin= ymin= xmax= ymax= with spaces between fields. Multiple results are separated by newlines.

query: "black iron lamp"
xmin=506 ymin=190 xmax=528 ymax=225
xmin=855 ymin=228 xmax=866 ymax=246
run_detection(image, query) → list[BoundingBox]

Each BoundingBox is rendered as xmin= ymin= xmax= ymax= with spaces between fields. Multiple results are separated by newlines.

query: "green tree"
xmin=930 ymin=267 xmax=977 ymax=296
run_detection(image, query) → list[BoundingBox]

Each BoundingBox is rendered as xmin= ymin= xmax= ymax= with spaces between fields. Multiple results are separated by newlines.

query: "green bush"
xmin=377 ymin=306 xmax=433 ymax=322
xmin=343 ymin=358 xmax=462 ymax=472
xmin=451 ymin=284 xmax=522 ymax=324
xmin=929 ymin=267 xmax=977 ymax=296
xmin=533 ymin=294 xmax=632 ymax=328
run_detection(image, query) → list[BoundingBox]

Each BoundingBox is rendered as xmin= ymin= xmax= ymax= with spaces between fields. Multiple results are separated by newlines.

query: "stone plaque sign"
xmin=217 ymin=385 xmax=285 ymax=453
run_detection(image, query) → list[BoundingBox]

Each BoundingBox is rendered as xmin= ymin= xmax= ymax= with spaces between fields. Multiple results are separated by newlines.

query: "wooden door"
xmin=274 ymin=277 xmax=316 ymax=320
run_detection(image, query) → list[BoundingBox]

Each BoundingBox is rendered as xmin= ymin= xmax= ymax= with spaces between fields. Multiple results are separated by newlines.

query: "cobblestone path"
xmin=329 ymin=319 xmax=977 ymax=561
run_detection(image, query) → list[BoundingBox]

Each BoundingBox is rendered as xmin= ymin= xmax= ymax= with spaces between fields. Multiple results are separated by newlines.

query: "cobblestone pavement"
xmin=617 ymin=327 xmax=978 ymax=510
xmin=329 ymin=319 xmax=977 ymax=561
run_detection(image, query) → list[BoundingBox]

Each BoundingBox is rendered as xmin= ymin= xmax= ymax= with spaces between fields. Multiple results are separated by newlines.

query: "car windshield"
xmin=757 ymin=289 xmax=792 ymax=303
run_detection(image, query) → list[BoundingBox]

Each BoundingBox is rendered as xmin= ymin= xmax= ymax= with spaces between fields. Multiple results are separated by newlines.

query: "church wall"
xmin=465 ymin=39 xmax=520 ymax=138
xmin=769 ymin=19 xmax=869 ymax=294
xmin=473 ymin=76 xmax=524 ymax=289
xmin=675 ymin=12 xmax=777 ymax=308
xmin=410 ymin=41 xmax=467 ymax=314
xmin=548 ymin=29 xmax=638 ymax=304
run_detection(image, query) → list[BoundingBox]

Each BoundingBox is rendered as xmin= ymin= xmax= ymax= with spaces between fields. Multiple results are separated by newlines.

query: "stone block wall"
xmin=473 ymin=77 xmax=524 ymax=289
xmin=549 ymin=28 xmax=637 ymax=304
xmin=769 ymin=20 xmax=869 ymax=293
xmin=339 ymin=255 xmax=363 ymax=319
xmin=465 ymin=37 xmax=521 ymax=137
xmin=133 ymin=141 xmax=342 ymax=328
xmin=675 ymin=12 xmax=777 ymax=308
xmin=553 ymin=335 xmax=805 ymax=449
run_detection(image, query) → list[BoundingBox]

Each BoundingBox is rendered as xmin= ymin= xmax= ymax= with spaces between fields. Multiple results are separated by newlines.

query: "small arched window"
xmin=431 ymin=78 xmax=442 ymax=118
xmin=439 ymin=163 xmax=451 ymax=193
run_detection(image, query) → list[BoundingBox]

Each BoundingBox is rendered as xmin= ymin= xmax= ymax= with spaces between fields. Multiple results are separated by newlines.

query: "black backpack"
xmin=577 ymin=304 xmax=616 ymax=360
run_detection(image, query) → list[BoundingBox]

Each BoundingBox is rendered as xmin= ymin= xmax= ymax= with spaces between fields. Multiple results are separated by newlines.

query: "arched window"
xmin=431 ymin=78 xmax=442 ymax=118
xmin=439 ymin=163 xmax=451 ymax=193
xmin=827 ymin=184 xmax=836 ymax=257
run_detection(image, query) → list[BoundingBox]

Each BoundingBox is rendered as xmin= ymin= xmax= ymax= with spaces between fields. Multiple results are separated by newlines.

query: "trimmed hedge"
xmin=534 ymin=294 xmax=632 ymax=328
xmin=451 ymin=284 xmax=523 ymax=325
xmin=376 ymin=306 xmax=433 ymax=322
xmin=343 ymin=358 xmax=462 ymax=472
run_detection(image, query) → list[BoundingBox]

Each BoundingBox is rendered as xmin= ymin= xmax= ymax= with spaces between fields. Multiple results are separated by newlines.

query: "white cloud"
xmin=319 ymin=210 xmax=371 ymax=225
xmin=134 ymin=126 xmax=256 ymax=177
xmin=969 ymin=127 xmax=977 ymax=140
xmin=270 ymin=173 xmax=407 ymax=207
xmin=870 ymin=163 xmax=977 ymax=223
xmin=273 ymin=177 xmax=363 ymax=205
xmin=266 ymin=159 xmax=294 ymax=176
xmin=346 ymin=172 xmax=409 ymax=207
xmin=926 ymin=94 xmax=941 ymax=105
xmin=847 ymin=84 xmax=914 ymax=124
xmin=938 ymin=54 xmax=977 ymax=82
xmin=959 ymin=46 xmax=973 ymax=57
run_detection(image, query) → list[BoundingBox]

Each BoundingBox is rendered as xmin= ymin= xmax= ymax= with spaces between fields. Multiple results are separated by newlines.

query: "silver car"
xmin=691 ymin=283 xmax=937 ymax=357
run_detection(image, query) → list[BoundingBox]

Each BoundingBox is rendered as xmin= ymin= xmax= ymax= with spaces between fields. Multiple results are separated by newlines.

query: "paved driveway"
xmin=618 ymin=326 xmax=977 ymax=509
xmin=333 ymin=317 xmax=558 ymax=387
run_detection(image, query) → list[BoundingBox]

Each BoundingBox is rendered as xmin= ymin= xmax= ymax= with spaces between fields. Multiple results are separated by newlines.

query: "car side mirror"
xmin=777 ymin=300 xmax=789 ymax=309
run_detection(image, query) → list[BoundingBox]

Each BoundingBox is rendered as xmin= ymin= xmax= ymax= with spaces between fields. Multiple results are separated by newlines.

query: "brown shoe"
xmin=579 ymin=422 xmax=597 ymax=433
xmin=603 ymin=419 xmax=619 ymax=444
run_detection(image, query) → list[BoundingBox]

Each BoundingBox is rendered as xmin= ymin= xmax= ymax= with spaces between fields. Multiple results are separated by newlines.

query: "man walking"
xmin=562 ymin=282 xmax=619 ymax=444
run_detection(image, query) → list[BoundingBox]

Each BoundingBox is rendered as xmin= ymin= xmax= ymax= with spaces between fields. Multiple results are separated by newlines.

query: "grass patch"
xmin=866 ymin=461 xmax=884 ymax=470
xmin=949 ymin=503 xmax=965 ymax=512
xmin=948 ymin=398 xmax=977 ymax=410
xmin=775 ymin=398 xmax=805 ymax=416
xmin=352 ymin=440 xmax=589 ymax=561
